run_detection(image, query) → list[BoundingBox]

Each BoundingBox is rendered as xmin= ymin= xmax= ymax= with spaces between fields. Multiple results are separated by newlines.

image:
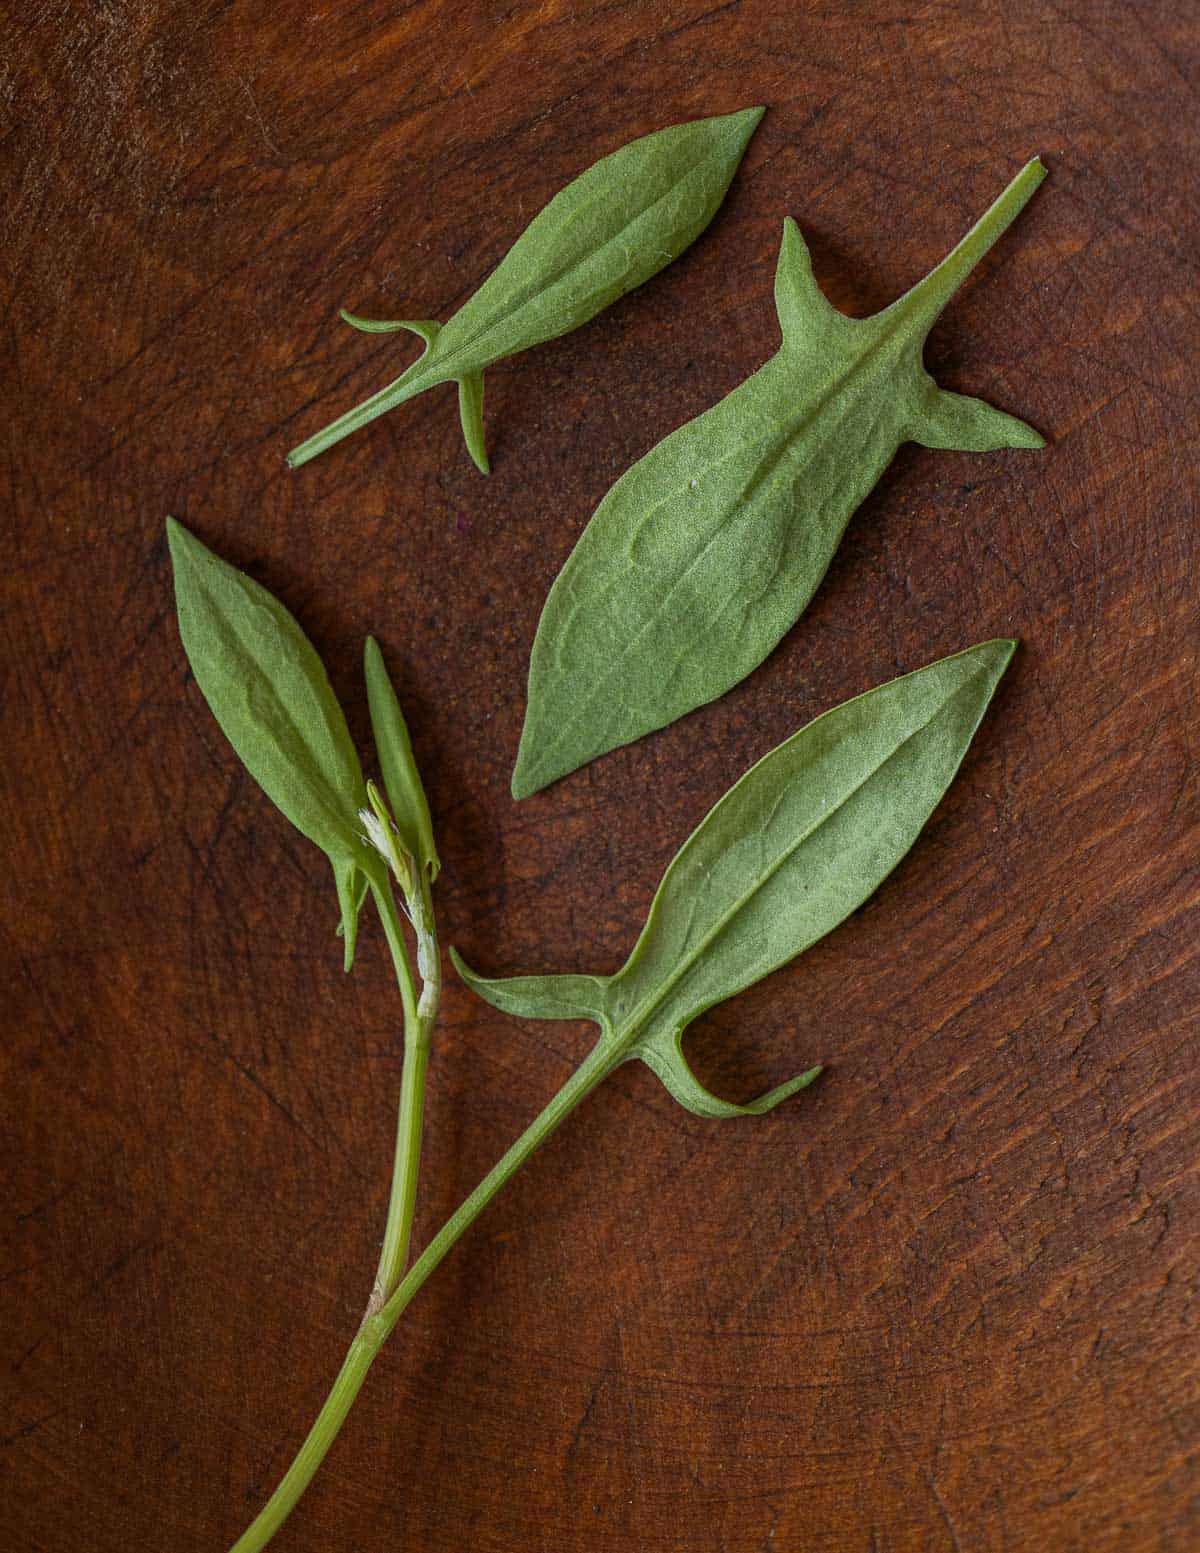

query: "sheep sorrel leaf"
xmin=166 ymin=517 xmax=376 ymax=967
xmin=461 ymin=640 xmax=1015 ymax=1117
xmin=512 ymin=161 xmax=1045 ymax=797
xmin=287 ymin=106 xmax=764 ymax=473
xmin=169 ymin=522 xmax=1017 ymax=1552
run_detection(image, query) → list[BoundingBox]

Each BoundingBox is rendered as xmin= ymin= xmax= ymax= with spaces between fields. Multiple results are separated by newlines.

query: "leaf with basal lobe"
xmin=513 ymin=161 xmax=1045 ymax=798
xmin=459 ymin=641 xmax=1014 ymax=1118
xmin=288 ymin=107 xmax=765 ymax=473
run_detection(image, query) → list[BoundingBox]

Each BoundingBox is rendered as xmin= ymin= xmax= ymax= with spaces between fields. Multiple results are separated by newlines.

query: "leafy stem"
xmin=898 ymin=155 xmax=1046 ymax=328
xmin=230 ymin=846 xmax=447 ymax=1551
xmin=168 ymin=521 xmax=1017 ymax=1551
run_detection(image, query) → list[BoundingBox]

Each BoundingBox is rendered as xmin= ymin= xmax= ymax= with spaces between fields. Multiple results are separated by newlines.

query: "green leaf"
xmin=364 ymin=637 xmax=439 ymax=880
xmin=340 ymin=314 xmax=442 ymax=345
xmin=443 ymin=964 xmax=611 ymax=1026
xmin=512 ymin=160 xmax=1045 ymax=797
xmin=287 ymin=107 xmax=764 ymax=472
xmin=460 ymin=641 xmax=1014 ymax=1118
xmin=166 ymin=517 xmax=376 ymax=968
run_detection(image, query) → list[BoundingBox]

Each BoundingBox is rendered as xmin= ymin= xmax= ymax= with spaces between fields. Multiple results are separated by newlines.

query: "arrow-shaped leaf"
xmin=287 ymin=107 xmax=764 ymax=472
xmin=459 ymin=640 xmax=1014 ymax=1117
xmin=513 ymin=161 xmax=1045 ymax=797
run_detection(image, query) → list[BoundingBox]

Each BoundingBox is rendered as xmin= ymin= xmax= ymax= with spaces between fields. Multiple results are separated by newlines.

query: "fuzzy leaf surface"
xmin=513 ymin=161 xmax=1045 ymax=796
xmin=288 ymin=107 xmax=764 ymax=470
xmin=462 ymin=641 xmax=1014 ymax=1117
xmin=167 ymin=518 xmax=375 ymax=964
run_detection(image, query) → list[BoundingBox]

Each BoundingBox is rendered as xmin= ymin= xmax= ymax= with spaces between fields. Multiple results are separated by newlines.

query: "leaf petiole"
xmin=286 ymin=348 xmax=444 ymax=469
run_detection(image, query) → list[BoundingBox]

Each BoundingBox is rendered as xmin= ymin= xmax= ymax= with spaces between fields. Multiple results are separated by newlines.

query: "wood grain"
xmin=2 ymin=2 xmax=1197 ymax=1549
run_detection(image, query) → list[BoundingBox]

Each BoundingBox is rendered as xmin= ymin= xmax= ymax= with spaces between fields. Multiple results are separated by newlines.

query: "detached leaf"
xmin=459 ymin=641 xmax=1015 ymax=1118
xmin=513 ymin=160 xmax=1045 ymax=796
xmin=166 ymin=518 xmax=375 ymax=966
xmin=364 ymin=637 xmax=439 ymax=880
xmin=287 ymin=107 xmax=764 ymax=472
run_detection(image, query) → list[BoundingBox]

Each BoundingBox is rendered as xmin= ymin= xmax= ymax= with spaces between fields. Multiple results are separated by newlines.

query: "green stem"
xmin=286 ymin=362 xmax=442 ymax=468
xmin=377 ymin=1036 xmax=614 ymax=1337
xmin=228 ymin=1335 xmax=377 ymax=1553
xmin=226 ymin=1036 xmax=616 ymax=1553
xmin=367 ymin=875 xmax=437 ymax=1314
xmin=898 ymin=156 xmax=1046 ymax=329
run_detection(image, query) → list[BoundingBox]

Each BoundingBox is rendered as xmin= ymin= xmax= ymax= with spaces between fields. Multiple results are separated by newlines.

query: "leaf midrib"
xmin=425 ymin=132 xmax=729 ymax=379
xmin=199 ymin=582 xmax=363 ymax=853
xmin=611 ymin=665 xmax=989 ymax=1054
xmin=524 ymin=331 xmax=909 ymax=785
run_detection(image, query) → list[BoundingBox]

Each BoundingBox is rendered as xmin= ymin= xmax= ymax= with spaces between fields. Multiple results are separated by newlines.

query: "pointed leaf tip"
xmin=773 ymin=215 xmax=850 ymax=349
xmin=166 ymin=514 xmax=200 ymax=567
xmin=451 ymin=948 xmax=610 ymax=1025
xmin=510 ymin=755 xmax=536 ymax=802
xmin=637 ymin=1035 xmax=822 ymax=1120
xmin=364 ymin=637 xmax=439 ymax=880
xmin=335 ymin=859 xmax=365 ymax=972
xmin=456 ymin=371 xmax=489 ymax=474
xmin=981 ymin=637 xmax=1018 ymax=671
xmin=733 ymin=104 xmax=765 ymax=132
xmin=168 ymin=517 xmax=370 ymax=899
xmin=339 ymin=313 xmax=442 ymax=348
xmin=711 ymin=104 xmax=765 ymax=149
xmin=914 ymin=388 xmax=1046 ymax=453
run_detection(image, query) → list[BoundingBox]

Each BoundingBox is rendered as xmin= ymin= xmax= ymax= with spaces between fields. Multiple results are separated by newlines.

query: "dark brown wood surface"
xmin=3 ymin=3 xmax=1197 ymax=1549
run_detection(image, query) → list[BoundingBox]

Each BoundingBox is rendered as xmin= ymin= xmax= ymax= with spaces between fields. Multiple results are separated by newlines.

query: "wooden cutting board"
xmin=3 ymin=3 xmax=1196 ymax=1549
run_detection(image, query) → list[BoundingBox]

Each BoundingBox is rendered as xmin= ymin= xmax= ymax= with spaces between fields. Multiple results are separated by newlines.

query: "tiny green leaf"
xmin=287 ymin=107 xmax=765 ymax=472
xmin=459 ymin=640 xmax=1015 ymax=1118
xmin=361 ymin=780 xmax=414 ymax=896
xmin=513 ymin=160 xmax=1045 ymax=797
xmin=446 ymin=968 xmax=611 ymax=1026
xmin=364 ymin=637 xmax=439 ymax=880
xmin=166 ymin=517 xmax=376 ymax=967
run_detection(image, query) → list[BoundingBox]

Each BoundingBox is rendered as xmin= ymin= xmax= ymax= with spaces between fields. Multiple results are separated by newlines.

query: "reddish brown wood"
xmin=2 ymin=3 xmax=1197 ymax=1549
